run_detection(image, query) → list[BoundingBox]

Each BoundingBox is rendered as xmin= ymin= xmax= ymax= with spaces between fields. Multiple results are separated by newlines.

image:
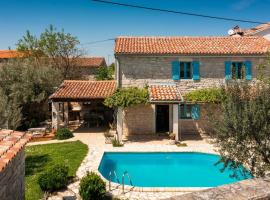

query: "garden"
xmin=25 ymin=141 xmax=88 ymax=200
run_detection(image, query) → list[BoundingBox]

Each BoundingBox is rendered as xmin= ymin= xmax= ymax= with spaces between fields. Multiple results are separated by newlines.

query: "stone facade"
xmin=0 ymin=150 xmax=25 ymax=200
xmin=116 ymin=55 xmax=266 ymax=137
xmin=123 ymin=104 xmax=155 ymax=136
xmin=117 ymin=55 xmax=265 ymax=92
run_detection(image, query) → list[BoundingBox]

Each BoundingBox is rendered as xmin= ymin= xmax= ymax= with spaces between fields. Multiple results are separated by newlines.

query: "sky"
xmin=0 ymin=0 xmax=270 ymax=64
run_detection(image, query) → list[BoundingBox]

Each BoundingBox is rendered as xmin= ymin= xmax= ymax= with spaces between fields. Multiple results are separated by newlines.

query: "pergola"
xmin=49 ymin=80 xmax=116 ymax=130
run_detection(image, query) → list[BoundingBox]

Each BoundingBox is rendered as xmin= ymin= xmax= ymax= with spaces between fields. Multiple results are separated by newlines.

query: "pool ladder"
xmin=122 ymin=171 xmax=133 ymax=194
xmin=109 ymin=170 xmax=133 ymax=193
xmin=109 ymin=170 xmax=119 ymax=191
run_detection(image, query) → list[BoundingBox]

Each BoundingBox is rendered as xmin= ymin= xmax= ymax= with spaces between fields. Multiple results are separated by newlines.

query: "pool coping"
xmin=96 ymin=150 xmax=219 ymax=192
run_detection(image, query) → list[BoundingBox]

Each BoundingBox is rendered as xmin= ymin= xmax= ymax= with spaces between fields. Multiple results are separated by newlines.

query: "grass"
xmin=25 ymin=141 xmax=88 ymax=200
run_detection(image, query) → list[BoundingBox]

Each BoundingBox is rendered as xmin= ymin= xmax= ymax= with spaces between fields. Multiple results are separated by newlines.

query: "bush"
xmin=55 ymin=128 xmax=73 ymax=140
xmin=38 ymin=164 xmax=69 ymax=192
xmin=79 ymin=172 xmax=106 ymax=200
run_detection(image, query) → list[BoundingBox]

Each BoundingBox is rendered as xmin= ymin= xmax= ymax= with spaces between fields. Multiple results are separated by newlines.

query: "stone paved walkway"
xmin=35 ymin=127 xmax=216 ymax=200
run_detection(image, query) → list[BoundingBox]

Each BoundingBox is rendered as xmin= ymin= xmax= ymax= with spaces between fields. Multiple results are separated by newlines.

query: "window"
xmin=180 ymin=62 xmax=192 ymax=79
xmin=232 ymin=62 xmax=245 ymax=79
xmin=179 ymin=104 xmax=200 ymax=120
xmin=179 ymin=104 xmax=192 ymax=119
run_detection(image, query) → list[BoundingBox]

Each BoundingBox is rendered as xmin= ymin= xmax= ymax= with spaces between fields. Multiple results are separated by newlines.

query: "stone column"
xmin=173 ymin=104 xmax=179 ymax=141
xmin=117 ymin=107 xmax=123 ymax=142
xmin=169 ymin=104 xmax=173 ymax=133
xmin=63 ymin=102 xmax=69 ymax=127
xmin=52 ymin=101 xmax=60 ymax=130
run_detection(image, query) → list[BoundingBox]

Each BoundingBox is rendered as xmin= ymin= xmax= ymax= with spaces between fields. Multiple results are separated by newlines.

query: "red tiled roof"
xmin=76 ymin=57 xmax=106 ymax=67
xmin=115 ymin=36 xmax=270 ymax=55
xmin=244 ymin=23 xmax=270 ymax=36
xmin=50 ymin=80 xmax=116 ymax=100
xmin=0 ymin=129 xmax=31 ymax=172
xmin=0 ymin=50 xmax=22 ymax=59
xmin=149 ymin=84 xmax=182 ymax=102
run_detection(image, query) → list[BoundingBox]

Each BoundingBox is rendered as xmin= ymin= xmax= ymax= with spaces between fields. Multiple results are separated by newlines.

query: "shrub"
xmin=55 ymin=128 xmax=73 ymax=140
xmin=38 ymin=164 xmax=69 ymax=192
xmin=79 ymin=172 xmax=106 ymax=200
xmin=111 ymin=138 xmax=124 ymax=147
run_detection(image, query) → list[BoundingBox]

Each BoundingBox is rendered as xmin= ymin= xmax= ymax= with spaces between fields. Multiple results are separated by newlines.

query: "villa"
xmin=114 ymin=36 xmax=270 ymax=141
xmin=50 ymin=36 xmax=270 ymax=143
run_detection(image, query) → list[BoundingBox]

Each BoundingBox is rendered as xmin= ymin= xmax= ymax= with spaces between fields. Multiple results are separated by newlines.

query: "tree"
xmin=209 ymin=82 xmax=270 ymax=177
xmin=17 ymin=25 xmax=84 ymax=79
xmin=0 ymin=59 xmax=62 ymax=130
xmin=95 ymin=65 xmax=114 ymax=81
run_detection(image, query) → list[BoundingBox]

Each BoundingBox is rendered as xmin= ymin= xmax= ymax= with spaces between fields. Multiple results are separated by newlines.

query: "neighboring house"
xmin=0 ymin=129 xmax=31 ymax=200
xmin=76 ymin=57 xmax=107 ymax=80
xmin=0 ymin=51 xmax=106 ymax=79
xmin=0 ymin=50 xmax=20 ymax=66
xmin=229 ymin=23 xmax=270 ymax=41
xmin=114 ymin=36 xmax=270 ymax=141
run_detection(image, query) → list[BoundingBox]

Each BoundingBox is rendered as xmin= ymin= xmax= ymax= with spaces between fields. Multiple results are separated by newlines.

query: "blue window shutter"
xmin=192 ymin=61 xmax=200 ymax=80
xmin=191 ymin=105 xmax=200 ymax=120
xmin=245 ymin=61 xmax=252 ymax=80
xmin=172 ymin=61 xmax=180 ymax=80
xmin=225 ymin=61 xmax=232 ymax=80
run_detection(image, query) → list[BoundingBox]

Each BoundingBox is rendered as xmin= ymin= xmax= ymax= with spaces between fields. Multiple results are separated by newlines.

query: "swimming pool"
xmin=98 ymin=152 xmax=251 ymax=187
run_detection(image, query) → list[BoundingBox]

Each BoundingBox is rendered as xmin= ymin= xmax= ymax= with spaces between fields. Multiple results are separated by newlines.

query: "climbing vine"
xmin=185 ymin=88 xmax=225 ymax=103
xmin=104 ymin=87 xmax=149 ymax=108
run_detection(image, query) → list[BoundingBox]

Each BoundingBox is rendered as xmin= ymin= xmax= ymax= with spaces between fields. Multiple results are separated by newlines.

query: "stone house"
xmin=114 ymin=36 xmax=270 ymax=141
xmin=0 ymin=129 xmax=32 ymax=200
xmin=76 ymin=57 xmax=107 ymax=80
xmin=0 ymin=50 xmax=106 ymax=79
xmin=0 ymin=50 xmax=21 ymax=67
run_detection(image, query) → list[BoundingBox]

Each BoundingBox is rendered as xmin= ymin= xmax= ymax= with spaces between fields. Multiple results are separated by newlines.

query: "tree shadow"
xmin=25 ymin=154 xmax=51 ymax=176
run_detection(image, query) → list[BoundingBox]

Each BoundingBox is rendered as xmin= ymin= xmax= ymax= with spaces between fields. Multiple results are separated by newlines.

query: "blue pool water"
xmin=98 ymin=152 xmax=251 ymax=187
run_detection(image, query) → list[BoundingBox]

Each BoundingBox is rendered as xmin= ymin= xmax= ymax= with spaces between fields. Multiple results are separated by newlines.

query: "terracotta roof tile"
xmin=0 ymin=129 xmax=31 ymax=172
xmin=115 ymin=36 xmax=270 ymax=55
xmin=149 ymin=84 xmax=182 ymax=102
xmin=50 ymin=80 xmax=116 ymax=100
xmin=75 ymin=57 xmax=106 ymax=68
xmin=0 ymin=50 xmax=23 ymax=59
xmin=244 ymin=23 xmax=270 ymax=36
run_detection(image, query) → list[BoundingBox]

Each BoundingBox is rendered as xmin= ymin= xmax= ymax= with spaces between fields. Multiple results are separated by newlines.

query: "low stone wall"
xmin=166 ymin=177 xmax=270 ymax=200
xmin=0 ymin=150 xmax=25 ymax=200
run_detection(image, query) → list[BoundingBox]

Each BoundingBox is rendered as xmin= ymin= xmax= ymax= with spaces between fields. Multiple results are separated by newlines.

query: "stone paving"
xmin=31 ymin=128 xmax=216 ymax=200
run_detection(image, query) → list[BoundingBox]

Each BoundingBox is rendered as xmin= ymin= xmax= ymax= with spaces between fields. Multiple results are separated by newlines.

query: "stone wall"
xmin=122 ymin=103 xmax=217 ymax=137
xmin=79 ymin=67 xmax=98 ymax=80
xmin=117 ymin=55 xmax=265 ymax=92
xmin=123 ymin=104 xmax=155 ymax=136
xmin=179 ymin=104 xmax=217 ymax=137
xmin=166 ymin=177 xmax=270 ymax=200
xmin=0 ymin=150 xmax=25 ymax=200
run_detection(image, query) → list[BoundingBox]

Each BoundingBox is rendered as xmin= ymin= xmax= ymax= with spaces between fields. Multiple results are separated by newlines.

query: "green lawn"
xmin=25 ymin=141 xmax=88 ymax=200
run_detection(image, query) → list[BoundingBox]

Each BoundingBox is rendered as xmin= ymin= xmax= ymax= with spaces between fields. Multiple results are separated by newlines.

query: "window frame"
xmin=179 ymin=62 xmax=193 ymax=79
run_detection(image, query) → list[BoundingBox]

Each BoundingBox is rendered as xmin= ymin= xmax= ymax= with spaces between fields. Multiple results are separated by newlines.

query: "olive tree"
xmin=17 ymin=25 xmax=84 ymax=79
xmin=209 ymin=82 xmax=270 ymax=177
xmin=0 ymin=59 xmax=62 ymax=130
